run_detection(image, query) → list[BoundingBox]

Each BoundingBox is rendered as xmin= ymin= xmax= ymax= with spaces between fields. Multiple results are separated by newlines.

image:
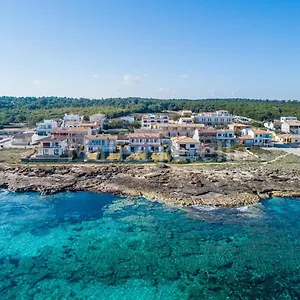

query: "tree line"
xmin=0 ymin=96 xmax=299 ymax=126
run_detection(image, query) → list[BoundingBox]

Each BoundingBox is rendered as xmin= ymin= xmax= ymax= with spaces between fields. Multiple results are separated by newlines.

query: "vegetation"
xmin=1 ymin=96 xmax=300 ymax=126
xmin=0 ymin=148 xmax=34 ymax=164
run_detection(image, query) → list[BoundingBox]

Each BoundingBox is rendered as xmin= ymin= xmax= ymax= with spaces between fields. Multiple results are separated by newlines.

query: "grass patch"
xmin=0 ymin=148 xmax=34 ymax=164
xmin=126 ymin=152 xmax=146 ymax=161
xmin=86 ymin=153 xmax=97 ymax=160
xmin=151 ymin=152 xmax=168 ymax=162
xmin=106 ymin=153 xmax=121 ymax=160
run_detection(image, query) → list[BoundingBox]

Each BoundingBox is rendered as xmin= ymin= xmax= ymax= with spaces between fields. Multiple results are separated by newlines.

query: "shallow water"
xmin=0 ymin=191 xmax=300 ymax=299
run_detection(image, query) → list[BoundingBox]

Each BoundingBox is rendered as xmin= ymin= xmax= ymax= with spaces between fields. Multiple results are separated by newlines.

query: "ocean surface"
xmin=0 ymin=191 xmax=300 ymax=299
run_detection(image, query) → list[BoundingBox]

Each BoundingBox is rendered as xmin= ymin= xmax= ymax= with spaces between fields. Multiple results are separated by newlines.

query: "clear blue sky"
xmin=0 ymin=0 xmax=299 ymax=99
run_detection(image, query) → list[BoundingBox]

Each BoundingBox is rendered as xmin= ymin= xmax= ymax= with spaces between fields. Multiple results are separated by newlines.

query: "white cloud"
xmin=144 ymin=74 xmax=149 ymax=77
xmin=123 ymin=74 xmax=141 ymax=84
xmin=93 ymin=74 xmax=99 ymax=79
xmin=180 ymin=74 xmax=189 ymax=79
xmin=32 ymin=80 xmax=40 ymax=85
xmin=159 ymin=88 xmax=170 ymax=93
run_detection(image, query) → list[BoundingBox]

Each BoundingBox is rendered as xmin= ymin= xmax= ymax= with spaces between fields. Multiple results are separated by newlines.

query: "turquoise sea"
xmin=0 ymin=191 xmax=300 ymax=299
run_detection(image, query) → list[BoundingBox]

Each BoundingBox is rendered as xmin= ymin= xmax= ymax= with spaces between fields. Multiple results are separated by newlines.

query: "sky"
xmin=0 ymin=0 xmax=299 ymax=100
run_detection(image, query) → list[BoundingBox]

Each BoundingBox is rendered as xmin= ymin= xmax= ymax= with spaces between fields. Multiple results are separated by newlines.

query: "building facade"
xmin=281 ymin=120 xmax=300 ymax=134
xmin=150 ymin=123 xmax=205 ymax=137
xmin=51 ymin=127 xmax=91 ymax=147
xmin=171 ymin=136 xmax=200 ymax=158
xmin=216 ymin=129 xmax=236 ymax=148
xmin=128 ymin=133 xmax=163 ymax=153
xmin=37 ymin=137 xmax=68 ymax=156
xmin=141 ymin=114 xmax=169 ymax=129
xmin=84 ymin=134 xmax=117 ymax=153
xmin=248 ymin=129 xmax=273 ymax=147
xmin=36 ymin=119 xmax=59 ymax=136
xmin=194 ymin=110 xmax=232 ymax=126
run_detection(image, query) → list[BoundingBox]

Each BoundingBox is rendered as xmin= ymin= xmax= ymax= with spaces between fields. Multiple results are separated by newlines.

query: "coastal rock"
xmin=0 ymin=162 xmax=300 ymax=207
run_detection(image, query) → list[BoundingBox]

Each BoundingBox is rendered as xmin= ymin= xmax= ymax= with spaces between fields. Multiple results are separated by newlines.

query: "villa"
xmin=229 ymin=123 xmax=251 ymax=133
xmin=193 ymin=128 xmax=217 ymax=145
xmin=281 ymin=120 xmax=300 ymax=134
xmin=178 ymin=117 xmax=194 ymax=124
xmin=171 ymin=136 xmax=200 ymax=158
xmin=62 ymin=113 xmax=83 ymax=127
xmin=128 ymin=132 xmax=163 ymax=153
xmin=141 ymin=114 xmax=169 ymax=129
xmin=37 ymin=136 xmax=68 ymax=157
xmin=248 ymin=129 xmax=273 ymax=147
xmin=150 ymin=123 xmax=205 ymax=137
xmin=36 ymin=119 xmax=59 ymax=136
xmin=84 ymin=134 xmax=117 ymax=153
xmin=216 ymin=129 xmax=236 ymax=148
xmin=51 ymin=127 xmax=91 ymax=147
xmin=180 ymin=110 xmax=193 ymax=117
xmin=194 ymin=110 xmax=232 ymax=126
xmin=277 ymin=134 xmax=300 ymax=144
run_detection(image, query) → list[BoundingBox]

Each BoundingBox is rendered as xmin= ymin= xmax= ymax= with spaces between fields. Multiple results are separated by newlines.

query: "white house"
xmin=194 ymin=110 xmax=232 ymax=126
xmin=264 ymin=120 xmax=281 ymax=131
xmin=84 ymin=134 xmax=117 ymax=153
xmin=36 ymin=119 xmax=59 ymax=136
xmin=62 ymin=114 xmax=84 ymax=127
xmin=171 ymin=136 xmax=200 ymax=158
xmin=216 ymin=129 xmax=236 ymax=148
xmin=37 ymin=136 xmax=68 ymax=156
xmin=128 ymin=132 xmax=163 ymax=153
xmin=248 ymin=129 xmax=273 ymax=147
xmin=141 ymin=114 xmax=169 ymax=129
xmin=178 ymin=117 xmax=194 ymax=124
xmin=281 ymin=120 xmax=300 ymax=134
xmin=280 ymin=116 xmax=297 ymax=123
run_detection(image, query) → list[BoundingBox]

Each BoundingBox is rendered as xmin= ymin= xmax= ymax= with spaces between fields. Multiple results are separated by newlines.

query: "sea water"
xmin=0 ymin=190 xmax=299 ymax=299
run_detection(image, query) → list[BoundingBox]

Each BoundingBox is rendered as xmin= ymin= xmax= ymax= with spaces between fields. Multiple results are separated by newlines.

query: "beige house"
xmin=51 ymin=127 xmax=91 ymax=147
xmin=151 ymin=123 xmax=205 ymax=137
xmin=11 ymin=133 xmax=33 ymax=146
xmin=178 ymin=117 xmax=194 ymax=124
xmin=171 ymin=136 xmax=200 ymax=158
xmin=180 ymin=110 xmax=193 ymax=117
xmin=277 ymin=134 xmax=300 ymax=144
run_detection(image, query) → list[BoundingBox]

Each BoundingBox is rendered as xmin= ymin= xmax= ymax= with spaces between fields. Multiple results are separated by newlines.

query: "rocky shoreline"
xmin=0 ymin=163 xmax=300 ymax=207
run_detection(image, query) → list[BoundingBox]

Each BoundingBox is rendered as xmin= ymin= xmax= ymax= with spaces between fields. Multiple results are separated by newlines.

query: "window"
xmin=190 ymin=144 xmax=195 ymax=148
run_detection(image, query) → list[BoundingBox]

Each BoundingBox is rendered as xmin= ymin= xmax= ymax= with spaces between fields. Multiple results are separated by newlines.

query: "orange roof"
xmin=239 ymin=135 xmax=253 ymax=140
xmin=129 ymin=133 xmax=162 ymax=138
xmin=252 ymin=129 xmax=269 ymax=134
xmin=85 ymin=134 xmax=117 ymax=140
xmin=171 ymin=136 xmax=200 ymax=143
xmin=51 ymin=127 xmax=89 ymax=133
xmin=286 ymin=120 xmax=300 ymax=126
